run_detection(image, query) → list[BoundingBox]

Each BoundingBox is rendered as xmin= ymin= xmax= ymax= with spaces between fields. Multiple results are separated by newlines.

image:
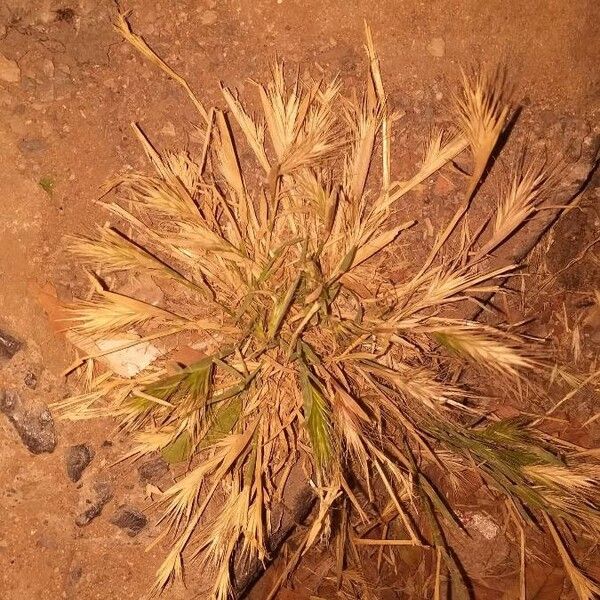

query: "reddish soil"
xmin=0 ymin=1 xmax=598 ymax=599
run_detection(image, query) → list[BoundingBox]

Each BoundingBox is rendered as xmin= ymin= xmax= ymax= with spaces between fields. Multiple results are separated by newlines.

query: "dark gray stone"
xmin=0 ymin=329 xmax=22 ymax=359
xmin=75 ymin=480 xmax=113 ymax=526
xmin=0 ymin=389 xmax=56 ymax=454
xmin=110 ymin=505 xmax=148 ymax=537
xmin=66 ymin=444 xmax=94 ymax=482
xmin=137 ymin=456 xmax=169 ymax=485
xmin=55 ymin=8 xmax=76 ymax=24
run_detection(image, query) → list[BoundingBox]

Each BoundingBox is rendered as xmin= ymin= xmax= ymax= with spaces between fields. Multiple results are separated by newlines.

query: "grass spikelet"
xmin=455 ymin=67 xmax=511 ymax=196
xmin=221 ymin=85 xmax=271 ymax=172
xmin=429 ymin=321 xmax=535 ymax=376
xmin=301 ymin=368 xmax=333 ymax=471
xmin=69 ymin=227 xmax=200 ymax=294
xmin=69 ymin=227 xmax=155 ymax=271
xmin=423 ymin=68 xmax=511 ymax=267
xmin=60 ymin=15 xmax=600 ymax=600
xmin=386 ymin=131 xmax=468 ymax=205
xmin=477 ymin=153 xmax=553 ymax=257
xmin=65 ymin=288 xmax=189 ymax=338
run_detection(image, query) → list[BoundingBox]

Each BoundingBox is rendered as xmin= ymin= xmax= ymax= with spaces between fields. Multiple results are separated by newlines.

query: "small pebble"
xmin=201 ymin=10 xmax=217 ymax=25
xmin=42 ymin=59 xmax=55 ymax=79
xmin=66 ymin=444 xmax=95 ymax=482
xmin=433 ymin=175 xmax=456 ymax=197
xmin=160 ymin=121 xmax=176 ymax=137
xmin=426 ymin=37 xmax=445 ymax=58
xmin=23 ymin=372 xmax=38 ymax=389
xmin=0 ymin=53 xmax=20 ymax=83
xmin=18 ymin=138 xmax=48 ymax=156
xmin=75 ymin=480 xmax=113 ymax=526
xmin=55 ymin=8 xmax=76 ymax=24
xmin=68 ymin=564 xmax=83 ymax=585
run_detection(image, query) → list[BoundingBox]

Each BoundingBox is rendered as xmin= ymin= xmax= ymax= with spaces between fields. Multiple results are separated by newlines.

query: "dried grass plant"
xmin=55 ymin=13 xmax=600 ymax=600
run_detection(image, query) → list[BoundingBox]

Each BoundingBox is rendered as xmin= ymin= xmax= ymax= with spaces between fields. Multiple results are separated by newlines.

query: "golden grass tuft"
xmin=56 ymin=14 xmax=600 ymax=600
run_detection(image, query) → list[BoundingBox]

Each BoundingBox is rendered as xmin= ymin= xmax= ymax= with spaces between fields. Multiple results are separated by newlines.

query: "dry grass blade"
xmin=221 ymin=85 xmax=271 ymax=172
xmin=364 ymin=21 xmax=390 ymax=188
xmin=544 ymin=513 xmax=600 ymax=600
xmin=114 ymin=12 xmax=209 ymax=123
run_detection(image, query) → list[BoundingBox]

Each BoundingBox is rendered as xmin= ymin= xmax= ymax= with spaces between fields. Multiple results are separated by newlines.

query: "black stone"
xmin=110 ymin=505 xmax=148 ymax=537
xmin=75 ymin=480 xmax=113 ymax=527
xmin=0 ymin=329 xmax=22 ymax=359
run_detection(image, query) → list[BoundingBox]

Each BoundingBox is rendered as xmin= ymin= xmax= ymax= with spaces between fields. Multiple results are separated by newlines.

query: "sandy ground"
xmin=0 ymin=1 xmax=599 ymax=598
